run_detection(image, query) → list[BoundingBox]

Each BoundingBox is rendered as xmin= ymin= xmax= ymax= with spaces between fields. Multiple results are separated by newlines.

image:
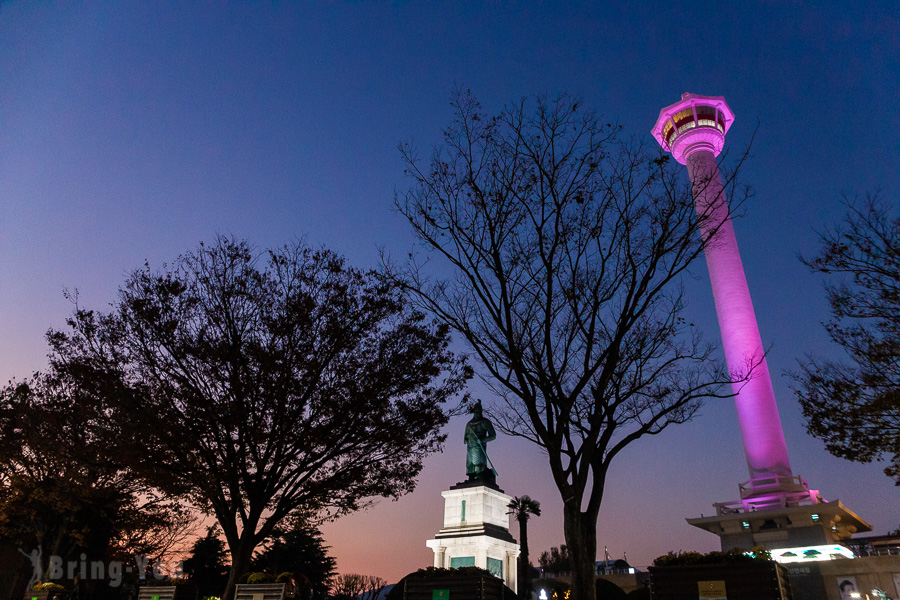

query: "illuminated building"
xmin=651 ymin=93 xmax=871 ymax=554
xmin=426 ymin=479 xmax=520 ymax=592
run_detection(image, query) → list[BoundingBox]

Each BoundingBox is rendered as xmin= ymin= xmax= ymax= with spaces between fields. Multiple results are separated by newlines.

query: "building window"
xmin=663 ymin=120 xmax=675 ymax=145
xmin=461 ymin=500 xmax=466 ymax=523
xmin=674 ymin=108 xmax=694 ymax=127
xmin=677 ymin=121 xmax=696 ymax=135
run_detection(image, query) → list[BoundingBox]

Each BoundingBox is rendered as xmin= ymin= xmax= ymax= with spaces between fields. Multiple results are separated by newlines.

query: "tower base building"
xmin=688 ymin=497 xmax=870 ymax=562
xmin=426 ymin=479 xmax=520 ymax=592
xmin=688 ymin=473 xmax=871 ymax=561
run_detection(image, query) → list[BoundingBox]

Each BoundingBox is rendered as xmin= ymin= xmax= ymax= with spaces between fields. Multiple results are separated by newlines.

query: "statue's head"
xmin=470 ymin=399 xmax=483 ymax=417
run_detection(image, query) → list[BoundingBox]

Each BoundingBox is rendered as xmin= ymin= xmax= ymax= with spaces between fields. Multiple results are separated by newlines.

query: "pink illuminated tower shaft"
xmin=687 ymin=149 xmax=791 ymax=479
xmin=652 ymin=94 xmax=792 ymax=488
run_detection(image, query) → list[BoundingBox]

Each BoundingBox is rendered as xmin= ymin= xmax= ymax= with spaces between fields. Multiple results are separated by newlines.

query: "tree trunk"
xmin=518 ymin=516 xmax=529 ymax=600
xmin=563 ymin=503 xmax=598 ymax=600
xmin=223 ymin=537 xmax=256 ymax=600
xmin=43 ymin=528 xmax=67 ymax=581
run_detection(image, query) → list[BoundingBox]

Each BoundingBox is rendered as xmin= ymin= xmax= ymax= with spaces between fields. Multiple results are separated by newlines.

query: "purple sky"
xmin=1 ymin=2 xmax=898 ymax=583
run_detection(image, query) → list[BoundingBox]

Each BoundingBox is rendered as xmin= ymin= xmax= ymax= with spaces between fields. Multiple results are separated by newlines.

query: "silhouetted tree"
xmin=539 ymin=545 xmax=570 ymax=575
xmin=0 ymin=373 xmax=192 ymax=579
xmin=359 ymin=577 xmax=388 ymax=600
xmin=625 ymin=588 xmax=651 ymax=600
xmin=793 ymin=195 xmax=900 ymax=484
xmin=183 ymin=526 xmax=229 ymax=598
xmin=252 ymin=520 xmax=335 ymax=600
xmin=595 ymin=578 xmax=626 ymax=600
xmin=508 ymin=495 xmax=540 ymax=599
xmin=331 ymin=574 xmax=386 ymax=600
xmin=49 ymin=237 xmax=469 ymax=600
xmin=391 ymin=90 xmax=744 ymax=599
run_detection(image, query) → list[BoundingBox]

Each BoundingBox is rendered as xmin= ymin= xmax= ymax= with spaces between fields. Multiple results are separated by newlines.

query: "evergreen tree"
xmin=183 ymin=527 xmax=229 ymax=599
xmin=252 ymin=522 xmax=335 ymax=600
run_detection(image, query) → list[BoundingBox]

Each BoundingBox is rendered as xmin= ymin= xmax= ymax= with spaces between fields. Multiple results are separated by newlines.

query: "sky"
xmin=1 ymin=0 xmax=898 ymax=584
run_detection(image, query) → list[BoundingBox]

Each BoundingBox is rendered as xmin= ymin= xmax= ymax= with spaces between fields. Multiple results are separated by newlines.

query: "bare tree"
xmin=390 ymin=91 xmax=745 ymax=599
xmin=331 ymin=574 xmax=386 ymax=600
xmin=359 ymin=575 xmax=388 ymax=600
xmin=330 ymin=573 xmax=362 ymax=599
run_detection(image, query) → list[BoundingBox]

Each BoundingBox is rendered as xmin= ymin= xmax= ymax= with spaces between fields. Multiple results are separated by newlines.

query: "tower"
xmin=651 ymin=93 xmax=869 ymax=556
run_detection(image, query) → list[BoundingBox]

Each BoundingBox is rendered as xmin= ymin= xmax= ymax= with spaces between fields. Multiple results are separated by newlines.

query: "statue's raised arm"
xmin=464 ymin=400 xmax=497 ymax=482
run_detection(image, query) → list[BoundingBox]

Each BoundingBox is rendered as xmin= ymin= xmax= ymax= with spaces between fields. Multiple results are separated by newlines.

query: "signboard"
xmin=787 ymin=563 xmax=827 ymax=600
xmin=698 ymin=580 xmax=727 ymax=600
xmin=432 ymin=590 xmax=449 ymax=599
xmin=252 ymin=594 xmax=265 ymax=600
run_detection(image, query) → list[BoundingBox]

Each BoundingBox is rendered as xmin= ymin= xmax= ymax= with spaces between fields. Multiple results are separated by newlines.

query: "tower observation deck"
xmin=651 ymin=95 xmax=870 ymax=553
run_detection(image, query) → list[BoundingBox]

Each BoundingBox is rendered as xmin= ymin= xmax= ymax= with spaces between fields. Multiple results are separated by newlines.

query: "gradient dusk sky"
xmin=1 ymin=1 xmax=897 ymax=583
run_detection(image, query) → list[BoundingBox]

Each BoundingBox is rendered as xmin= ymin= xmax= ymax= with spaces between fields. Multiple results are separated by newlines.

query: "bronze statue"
xmin=464 ymin=400 xmax=496 ymax=480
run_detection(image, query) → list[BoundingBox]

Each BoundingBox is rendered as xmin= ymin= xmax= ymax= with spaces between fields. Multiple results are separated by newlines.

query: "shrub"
xmin=652 ymin=548 xmax=764 ymax=567
xmin=34 ymin=583 xmax=66 ymax=592
xmin=625 ymin=587 xmax=650 ymax=600
xmin=412 ymin=566 xmax=494 ymax=579
xmin=385 ymin=567 xmax=513 ymax=600
xmin=595 ymin=578 xmax=626 ymax=600
xmin=141 ymin=579 xmax=190 ymax=588
xmin=247 ymin=573 xmax=275 ymax=584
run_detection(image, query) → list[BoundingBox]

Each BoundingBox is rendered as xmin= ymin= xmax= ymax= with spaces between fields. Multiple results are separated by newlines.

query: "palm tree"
xmin=508 ymin=495 xmax=541 ymax=600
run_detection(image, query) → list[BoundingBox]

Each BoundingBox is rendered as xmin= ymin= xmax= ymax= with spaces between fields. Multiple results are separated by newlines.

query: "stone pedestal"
xmin=426 ymin=481 xmax=520 ymax=593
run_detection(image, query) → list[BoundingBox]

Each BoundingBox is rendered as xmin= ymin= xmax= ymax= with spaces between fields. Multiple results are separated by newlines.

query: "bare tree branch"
xmin=388 ymin=90 xmax=749 ymax=600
